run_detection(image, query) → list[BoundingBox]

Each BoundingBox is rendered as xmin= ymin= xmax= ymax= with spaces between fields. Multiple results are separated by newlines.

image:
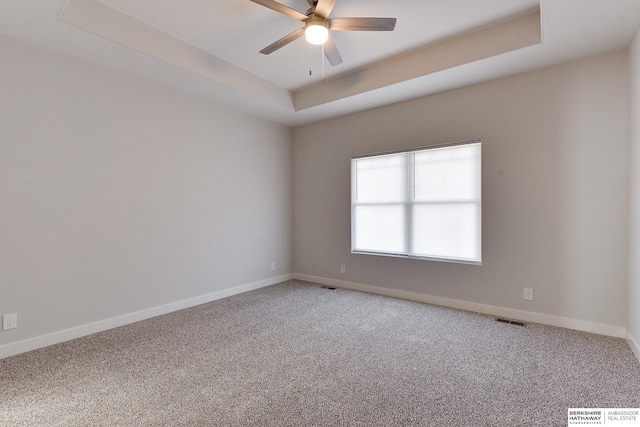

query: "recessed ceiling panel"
xmin=97 ymin=0 xmax=540 ymax=90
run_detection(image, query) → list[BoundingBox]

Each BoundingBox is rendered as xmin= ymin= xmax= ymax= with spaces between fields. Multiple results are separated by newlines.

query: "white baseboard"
xmin=293 ymin=273 xmax=627 ymax=339
xmin=4 ymin=273 xmax=633 ymax=361
xmin=0 ymin=274 xmax=292 ymax=360
xmin=628 ymin=331 xmax=640 ymax=364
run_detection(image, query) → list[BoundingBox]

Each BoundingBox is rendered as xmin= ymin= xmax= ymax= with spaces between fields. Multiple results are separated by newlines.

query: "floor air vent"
xmin=320 ymin=286 xmax=337 ymax=290
xmin=496 ymin=318 xmax=526 ymax=327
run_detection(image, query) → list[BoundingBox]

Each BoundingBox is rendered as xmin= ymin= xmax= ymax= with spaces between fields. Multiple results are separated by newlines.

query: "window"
xmin=351 ymin=140 xmax=481 ymax=264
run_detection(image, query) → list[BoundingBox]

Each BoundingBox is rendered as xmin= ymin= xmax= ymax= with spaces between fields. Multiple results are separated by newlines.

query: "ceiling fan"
xmin=250 ymin=0 xmax=396 ymax=66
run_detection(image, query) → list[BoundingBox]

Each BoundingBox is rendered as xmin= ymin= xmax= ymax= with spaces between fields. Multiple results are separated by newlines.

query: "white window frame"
xmin=351 ymin=140 xmax=482 ymax=265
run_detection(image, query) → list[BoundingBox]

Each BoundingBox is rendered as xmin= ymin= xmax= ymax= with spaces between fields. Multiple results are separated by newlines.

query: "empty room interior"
xmin=2 ymin=0 xmax=640 ymax=425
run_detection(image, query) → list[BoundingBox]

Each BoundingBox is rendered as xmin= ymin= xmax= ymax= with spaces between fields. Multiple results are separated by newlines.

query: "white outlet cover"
xmin=524 ymin=288 xmax=534 ymax=301
xmin=2 ymin=313 xmax=17 ymax=330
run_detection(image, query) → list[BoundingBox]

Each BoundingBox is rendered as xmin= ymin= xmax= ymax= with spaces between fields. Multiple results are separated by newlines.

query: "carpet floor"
xmin=1 ymin=280 xmax=639 ymax=426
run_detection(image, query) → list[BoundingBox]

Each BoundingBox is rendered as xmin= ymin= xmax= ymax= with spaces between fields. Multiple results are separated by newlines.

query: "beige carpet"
xmin=1 ymin=280 xmax=639 ymax=426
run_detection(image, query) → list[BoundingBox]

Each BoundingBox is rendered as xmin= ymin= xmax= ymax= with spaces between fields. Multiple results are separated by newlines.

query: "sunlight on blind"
xmin=352 ymin=141 xmax=481 ymax=264
xmin=354 ymin=154 xmax=405 ymax=203
xmin=352 ymin=153 xmax=406 ymax=254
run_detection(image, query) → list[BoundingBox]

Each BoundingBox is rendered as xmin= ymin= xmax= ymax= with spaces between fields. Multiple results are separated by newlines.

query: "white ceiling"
xmin=1 ymin=0 xmax=640 ymax=126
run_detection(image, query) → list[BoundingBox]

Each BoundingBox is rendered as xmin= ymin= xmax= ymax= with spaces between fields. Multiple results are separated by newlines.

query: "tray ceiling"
xmin=1 ymin=0 xmax=640 ymax=126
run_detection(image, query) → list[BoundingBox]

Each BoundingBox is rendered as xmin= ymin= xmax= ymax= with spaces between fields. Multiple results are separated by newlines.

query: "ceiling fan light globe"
xmin=305 ymin=22 xmax=329 ymax=45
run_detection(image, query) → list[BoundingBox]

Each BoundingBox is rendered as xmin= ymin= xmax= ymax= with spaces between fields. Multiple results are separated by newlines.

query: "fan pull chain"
xmin=309 ymin=43 xmax=312 ymax=76
xmin=322 ymin=44 xmax=325 ymax=82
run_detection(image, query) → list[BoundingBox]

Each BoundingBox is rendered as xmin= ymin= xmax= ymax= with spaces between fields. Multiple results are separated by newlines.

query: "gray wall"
xmin=1 ymin=33 xmax=635 ymax=354
xmin=293 ymin=51 xmax=629 ymax=330
xmin=629 ymin=29 xmax=640 ymax=353
xmin=0 ymin=36 xmax=292 ymax=347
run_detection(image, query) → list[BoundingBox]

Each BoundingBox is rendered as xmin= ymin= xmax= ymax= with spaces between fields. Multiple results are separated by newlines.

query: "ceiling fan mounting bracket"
xmin=305 ymin=5 xmax=317 ymax=17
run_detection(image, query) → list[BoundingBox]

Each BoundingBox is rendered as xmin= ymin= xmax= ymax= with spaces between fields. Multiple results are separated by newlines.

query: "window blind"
xmin=351 ymin=140 xmax=481 ymax=264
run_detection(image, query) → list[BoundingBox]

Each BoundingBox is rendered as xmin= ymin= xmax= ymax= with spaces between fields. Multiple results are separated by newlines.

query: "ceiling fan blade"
xmin=250 ymin=0 xmax=308 ymax=21
xmin=314 ymin=0 xmax=337 ymax=19
xmin=324 ymin=35 xmax=343 ymax=66
xmin=260 ymin=27 xmax=305 ymax=55
xmin=329 ymin=17 xmax=396 ymax=31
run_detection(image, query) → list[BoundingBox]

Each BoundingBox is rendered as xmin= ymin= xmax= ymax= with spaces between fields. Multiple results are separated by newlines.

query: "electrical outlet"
xmin=2 ymin=313 xmax=17 ymax=330
xmin=340 ymin=265 xmax=346 ymax=274
xmin=524 ymin=288 xmax=534 ymax=301
xmin=271 ymin=262 xmax=275 ymax=271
